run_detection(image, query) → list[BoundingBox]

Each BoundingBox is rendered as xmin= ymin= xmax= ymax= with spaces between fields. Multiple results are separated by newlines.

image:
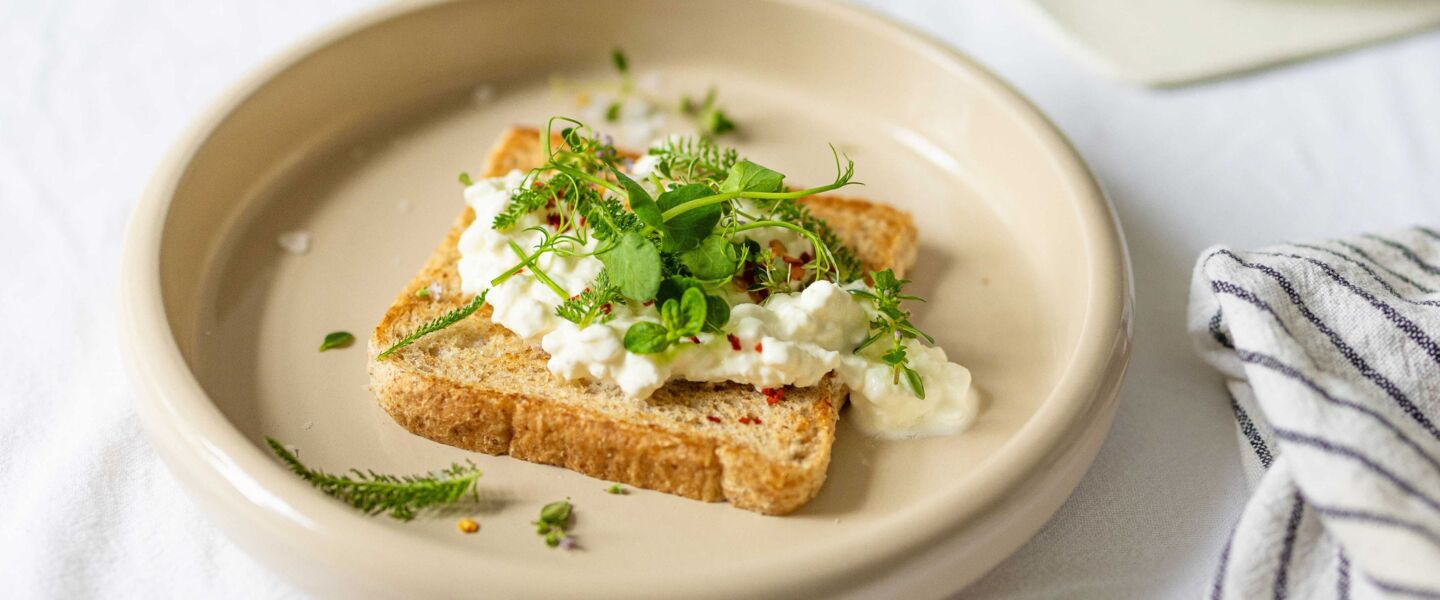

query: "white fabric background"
xmin=2 ymin=1 xmax=1437 ymax=597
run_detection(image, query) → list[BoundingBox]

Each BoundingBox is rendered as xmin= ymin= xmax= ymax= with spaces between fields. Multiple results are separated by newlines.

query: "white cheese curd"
xmin=454 ymin=171 xmax=977 ymax=438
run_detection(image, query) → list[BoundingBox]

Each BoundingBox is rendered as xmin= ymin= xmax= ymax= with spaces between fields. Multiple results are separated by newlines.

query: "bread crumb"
xmin=457 ymin=518 xmax=479 ymax=534
xmin=276 ymin=230 xmax=312 ymax=255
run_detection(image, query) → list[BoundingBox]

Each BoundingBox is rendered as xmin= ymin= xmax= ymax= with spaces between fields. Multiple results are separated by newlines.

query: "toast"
xmin=368 ymin=128 xmax=918 ymax=514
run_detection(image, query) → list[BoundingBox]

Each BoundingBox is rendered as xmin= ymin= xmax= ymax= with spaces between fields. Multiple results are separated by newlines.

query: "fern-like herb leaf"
xmin=377 ymin=290 xmax=489 ymax=359
xmin=492 ymin=179 xmax=551 ymax=230
xmin=648 ymin=135 xmax=739 ymax=184
xmin=266 ymin=437 xmax=481 ymax=521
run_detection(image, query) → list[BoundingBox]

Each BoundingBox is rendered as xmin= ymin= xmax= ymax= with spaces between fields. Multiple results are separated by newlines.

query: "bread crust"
xmin=367 ymin=128 xmax=915 ymax=515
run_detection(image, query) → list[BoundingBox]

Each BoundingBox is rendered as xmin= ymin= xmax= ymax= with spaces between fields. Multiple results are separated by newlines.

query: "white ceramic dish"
xmin=120 ymin=1 xmax=1132 ymax=597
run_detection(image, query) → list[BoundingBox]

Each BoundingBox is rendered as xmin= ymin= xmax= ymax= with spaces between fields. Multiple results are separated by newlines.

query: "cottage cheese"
xmin=454 ymin=170 xmax=976 ymax=438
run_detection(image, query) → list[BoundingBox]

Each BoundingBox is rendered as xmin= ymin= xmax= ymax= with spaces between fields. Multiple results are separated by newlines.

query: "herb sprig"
xmin=377 ymin=290 xmax=488 ymax=359
xmin=534 ymin=500 xmax=576 ymax=548
xmin=266 ymin=437 xmax=481 ymax=521
xmin=850 ymin=269 xmax=934 ymax=398
xmin=623 ymin=287 xmax=708 ymax=354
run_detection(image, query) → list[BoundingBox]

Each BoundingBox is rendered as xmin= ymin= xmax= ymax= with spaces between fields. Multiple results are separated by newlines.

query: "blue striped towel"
xmin=1190 ymin=228 xmax=1440 ymax=599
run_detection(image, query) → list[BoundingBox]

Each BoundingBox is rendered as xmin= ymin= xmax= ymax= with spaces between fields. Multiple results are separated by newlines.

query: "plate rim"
xmin=120 ymin=0 xmax=1134 ymax=597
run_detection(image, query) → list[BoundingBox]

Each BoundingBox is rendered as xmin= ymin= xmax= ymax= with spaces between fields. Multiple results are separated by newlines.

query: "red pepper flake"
xmin=689 ymin=336 xmax=701 ymax=344
xmin=599 ymin=303 xmax=612 ymax=315
xmin=781 ymin=254 xmax=806 ymax=266
xmin=762 ymin=387 xmax=786 ymax=405
xmin=727 ymin=334 xmax=741 ymax=351
xmin=738 ymin=417 xmax=752 ymax=425
xmin=754 ymin=341 xmax=764 ymax=353
xmin=751 ymin=416 xmax=762 ymax=425
xmin=706 ymin=415 xmax=721 ymax=423
xmin=643 ymin=300 xmax=655 ymax=307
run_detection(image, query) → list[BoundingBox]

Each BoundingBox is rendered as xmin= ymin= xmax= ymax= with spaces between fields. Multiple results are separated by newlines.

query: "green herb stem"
xmin=507 ymin=241 xmax=570 ymax=299
xmin=660 ymin=180 xmax=854 ymax=223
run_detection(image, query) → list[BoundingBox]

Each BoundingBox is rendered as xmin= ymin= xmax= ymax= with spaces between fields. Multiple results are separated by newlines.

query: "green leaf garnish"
xmin=622 ymin=287 xmax=709 ymax=354
xmin=679 ymin=235 xmax=741 ymax=280
xmin=720 ymin=160 xmax=784 ymax=194
xmin=318 ymin=331 xmax=354 ymax=352
xmin=459 ymin=172 xmax=473 ymax=186
xmin=597 ymin=232 xmax=662 ymax=301
xmin=656 ymin=183 xmax=722 ymax=252
xmin=266 ymin=437 xmax=480 ymax=521
xmin=535 ymin=500 xmax=575 ymax=548
xmin=604 ymin=101 xmax=621 ymax=122
xmin=609 ymin=165 xmax=663 ymax=230
xmin=377 ymin=290 xmax=489 ymax=359
xmin=611 ymin=48 xmax=628 ymax=74
xmin=623 ymin=322 xmax=671 ymax=354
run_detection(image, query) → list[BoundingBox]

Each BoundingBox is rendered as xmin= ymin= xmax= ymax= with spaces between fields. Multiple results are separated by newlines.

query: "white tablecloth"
xmin=3 ymin=1 xmax=1436 ymax=597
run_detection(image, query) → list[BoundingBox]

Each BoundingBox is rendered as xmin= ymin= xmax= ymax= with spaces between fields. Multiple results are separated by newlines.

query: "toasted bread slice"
xmin=368 ymin=128 xmax=917 ymax=514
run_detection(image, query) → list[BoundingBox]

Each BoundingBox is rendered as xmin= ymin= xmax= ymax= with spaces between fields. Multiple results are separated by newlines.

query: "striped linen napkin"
xmin=1190 ymin=227 xmax=1440 ymax=599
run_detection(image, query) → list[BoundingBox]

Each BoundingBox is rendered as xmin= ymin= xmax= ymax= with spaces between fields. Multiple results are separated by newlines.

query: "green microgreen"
xmin=850 ymin=269 xmax=934 ymax=399
xmin=459 ymin=172 xmax=474 ymax=186
xmin=266 ymin=437 xmax=481 ymax=521
xmin=623 ymin=287 xmax=709 ymax=354
xmin=535 ymin=500 xmax=575 ymax=549
xmin=679 ymin=235 xmax=742 ymax=281
xmin=606 ymin=484 xmax=626 ymax=495
xmin=318 ymin=331 xmax=354 ymax=352
xmin=597 ymin=232 xmax=662 ymax=302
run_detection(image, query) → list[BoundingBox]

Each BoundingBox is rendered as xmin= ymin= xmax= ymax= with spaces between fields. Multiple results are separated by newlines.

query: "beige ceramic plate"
xmin=121 ymin=1 xmax=1132 ymax=597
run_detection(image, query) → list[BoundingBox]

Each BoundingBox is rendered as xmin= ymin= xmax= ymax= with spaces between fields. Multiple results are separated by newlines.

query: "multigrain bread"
xmin=368 ymin=127 xmax=917 ymax=515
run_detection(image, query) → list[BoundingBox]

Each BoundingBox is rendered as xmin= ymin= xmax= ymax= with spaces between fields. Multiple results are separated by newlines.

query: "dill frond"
xmin=265 ymin=438 xmax=481 ymax=521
